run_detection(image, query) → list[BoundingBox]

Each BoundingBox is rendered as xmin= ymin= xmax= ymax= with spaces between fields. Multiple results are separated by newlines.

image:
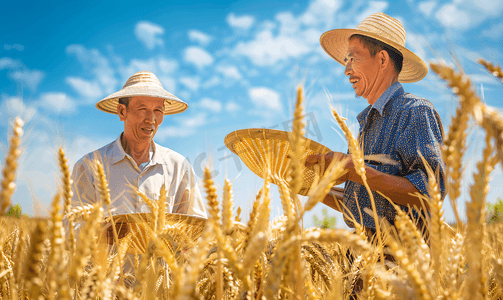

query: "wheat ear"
xmin=0 ymin=117 xmax=24 ymax=215
xmin=241 ymin=188 xmax=262 ymax=253
xmin=464 ymin=132 xmax=494 ymax=299
xmin=58 ymin=147 xmax=73 ymax=215
xmin=158 ymin=183 xmax=167 ymax=233
xmin=288 ymin=86 xmax=307 ymax=209
xmin=222 ymin=178 xmax=234 ymax=235
xmin=23 ymin=221 xmax=47 ymax=300
xmin=69 ymin=204 xmax=103 ymax=286
xmin=431 ymin=63 xmax=478 ymax=228
xmin=302 ymin=155 xmax=348 ymax=215
xmin=202 ymin=166 xmax=225 ymax=299
xmin=203 ymin=166 xmax=220 ymax=224
xmin=478 ymin=59 xmax=503 ymax=83
xmin=387 ymin=236 xmax=433 ymax=300
xmin=46 ymin=194 xmax=70 ymax=299
xmin=58 ymin=147 xmax=76 ymax=260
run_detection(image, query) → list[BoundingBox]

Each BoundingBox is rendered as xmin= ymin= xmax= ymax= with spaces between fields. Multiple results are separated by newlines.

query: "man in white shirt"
xmin=71 ymin=71 xmax=207 ymax=241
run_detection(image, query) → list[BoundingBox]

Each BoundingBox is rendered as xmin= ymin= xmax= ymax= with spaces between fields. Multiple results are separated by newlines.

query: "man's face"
xmin=344 ymin=37 xmax=381 ymax=103
xmin=119 ymin=96 xmax=165 ymax=144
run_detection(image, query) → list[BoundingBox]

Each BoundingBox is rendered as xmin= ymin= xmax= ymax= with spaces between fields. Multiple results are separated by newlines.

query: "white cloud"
xmin=66 ymin=45 xmax=117 ymax=95
xmin=155 ymin=126 xmax=196 ymax=138
xmin=225 ymin=101 xmax=241 ymax=113
xmin=299 ymin=0 xmax=343 ymax=27
xmin=158 ymin=76 xmax=176 ymax=93
xmin=158 ymin=58 xmax=179 ymax=74
xmin=248 ymin=87 xmax=282 ymax=111
xmin=179 ymin=76 xmax=200 ymax=91
xmin=435 ymin=3 xmax=471 ymax=30
xmin=4 ymin=44 xmax=24 ymax=51
xmin=468 ymin=74 xmax=502 ymax=85
xmin=406 ymin=32 xmax=429 ymax=63
xmin=231 ymin=0 xmax=343 ymax=67
xmin=126 ymin=58 xmax=157 ymax=74
xmin=8 ymin=69 xmax=44 ymax=92
xmin=226 ymin=13 xmax=255 ymax=30
xmin=482 ymin=22 xmax=503 ymax=40
xmin=355 ymin=1 xmax=389 ymax=23
xmin=180 ymin=112 xmax=207 ymax=127
xmin=155 ymin=113 xmax=207 ymax=139
xmin=0 ymin=96 xmax=37 ymax=122
xmin=39 ymin=92 xmax=77 ymax=114
xmin=183 ymin=46 xmax=214 ymax=70
xmin=435 ymin=0 xmax=503 ymax=31
xmin=118 ymin=57 xmax=178 ymax=86
xmin=418 ymin=1 xmax=437 ymax=17
xmin=234 ymin=29 xmax=311 ymax=66
xmin=215 ymin=65 xmax=242 ymax=80
xmin=470 ymin=0 xmax=503 ymax=17
xmin=188 ymin=30 xmax=212 ymax=46
xmin=202 ymin=76 xmax=221 ymax=89
xmin=0 ymin=57 xmax=21 ymax=70
xmin=66 ymin=77 xmax=103 ymax=101
xmin=134 ymin=21 xmax=165 ymax=50
xmin=199 ymin=98 xmax=222 ymax=113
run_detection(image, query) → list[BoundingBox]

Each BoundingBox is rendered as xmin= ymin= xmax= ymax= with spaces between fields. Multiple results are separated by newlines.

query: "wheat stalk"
xmin=0 ymin=117 xmax=24 ymax=215
xmin=331 ymin=106 xmax=385 ymax=264
xmin=23 ymin=221 xmax=47 ymax=300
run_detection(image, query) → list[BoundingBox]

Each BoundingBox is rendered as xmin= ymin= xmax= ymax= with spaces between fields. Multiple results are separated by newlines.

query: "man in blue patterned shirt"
xmin=307 ymin=12 xmax=445 ymax=234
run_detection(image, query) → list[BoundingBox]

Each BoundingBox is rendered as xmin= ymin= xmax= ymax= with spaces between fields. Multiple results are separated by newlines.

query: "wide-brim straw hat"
xmin=320 ymin=12 xmax=427 ymax=83
xmin=96 ymin=71 xmax=188 ymax=115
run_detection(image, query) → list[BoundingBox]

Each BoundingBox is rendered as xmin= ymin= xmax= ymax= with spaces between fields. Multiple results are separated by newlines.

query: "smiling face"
xmin=118 ymin=96 xmax=165 ymax=147
xmin=344 ymin=36 xmax=382 ymax=104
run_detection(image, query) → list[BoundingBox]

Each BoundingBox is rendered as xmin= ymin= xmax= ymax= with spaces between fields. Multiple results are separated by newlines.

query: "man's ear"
xmin=117 ymin=104 xmax=127 ymax=121
xmin=378 ymin=50 xmax=390 ymax=67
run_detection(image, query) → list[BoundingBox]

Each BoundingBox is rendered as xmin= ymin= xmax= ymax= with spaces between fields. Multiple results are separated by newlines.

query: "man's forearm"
xmin=321 ymin=189 xmax=344 ymax=213
xmin=348 ymin=165 xmax=425 ymax=209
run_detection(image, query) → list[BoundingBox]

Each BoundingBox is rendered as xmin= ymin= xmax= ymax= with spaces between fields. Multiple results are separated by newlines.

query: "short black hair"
xmin=118 ymin=97 xmax=131 ymax=107
xmin=351 ymin=34 xmax=403 ymax=75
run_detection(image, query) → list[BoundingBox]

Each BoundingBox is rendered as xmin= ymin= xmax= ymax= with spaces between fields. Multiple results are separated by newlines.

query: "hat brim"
xmin=320 ymin=29 xmax=428 ymax=83
xmin=96 ymin=85 xmax=188 ymax=115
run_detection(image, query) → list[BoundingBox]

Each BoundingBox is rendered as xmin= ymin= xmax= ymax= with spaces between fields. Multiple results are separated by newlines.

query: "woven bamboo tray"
xmin=102 ymin=213 xmax=206 ymax=254
xmin=224 ymin=128 xmax=332 ymax=196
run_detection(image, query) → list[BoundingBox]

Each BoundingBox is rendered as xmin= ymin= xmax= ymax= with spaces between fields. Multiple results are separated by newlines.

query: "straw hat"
xmin=96 ymin=71 xmax=188 ymax=115
xmin=320 ymin=12 xmax=427 ymax=83
xmin=224 ymin=128 xmax=332 ymax=196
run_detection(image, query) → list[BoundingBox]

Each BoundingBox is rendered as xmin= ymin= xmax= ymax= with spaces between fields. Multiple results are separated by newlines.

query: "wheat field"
xmin=0 ymin=61 xmax=502 ymax=299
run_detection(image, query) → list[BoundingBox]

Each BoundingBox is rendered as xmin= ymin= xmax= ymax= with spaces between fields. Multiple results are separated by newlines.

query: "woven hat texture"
xmin=224 ymin=128 xmax=332 ymax=196
xmin=96 ymin=71 xmax=188 ymax=115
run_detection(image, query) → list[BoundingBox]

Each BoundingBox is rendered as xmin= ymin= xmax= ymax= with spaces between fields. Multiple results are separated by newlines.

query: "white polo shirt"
xmin=70 ymin=134 xmax=207 ymax=219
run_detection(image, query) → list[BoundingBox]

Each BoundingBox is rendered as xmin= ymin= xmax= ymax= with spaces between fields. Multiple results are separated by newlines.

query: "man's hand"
xmin=104 ymin=222 xmax=130 ymax=245
xmin=305 ymin=151 xmax=353 ymax=185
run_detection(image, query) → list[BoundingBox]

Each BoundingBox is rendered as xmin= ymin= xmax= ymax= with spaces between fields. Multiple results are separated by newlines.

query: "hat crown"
xmin=356 ymin=12 xmax=406 ymax=47
xmin=123 ymin=71 xmax=163 ymax=89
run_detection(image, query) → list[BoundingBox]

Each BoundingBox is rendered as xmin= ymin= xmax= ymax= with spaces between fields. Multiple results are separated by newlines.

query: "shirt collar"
xmin=110 ymin=133 xmax=159 ymax=165
xmin=371 ymin=82 xmax=402 ymax=115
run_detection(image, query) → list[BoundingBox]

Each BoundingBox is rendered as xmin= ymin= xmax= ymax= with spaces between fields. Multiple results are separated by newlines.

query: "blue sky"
xmin=1 ymin=0 xmax=503 ymax=227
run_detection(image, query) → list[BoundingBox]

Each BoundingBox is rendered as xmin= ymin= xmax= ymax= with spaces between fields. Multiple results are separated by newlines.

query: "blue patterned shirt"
xmin=342 ymin=82 xmax=445 ymax=229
